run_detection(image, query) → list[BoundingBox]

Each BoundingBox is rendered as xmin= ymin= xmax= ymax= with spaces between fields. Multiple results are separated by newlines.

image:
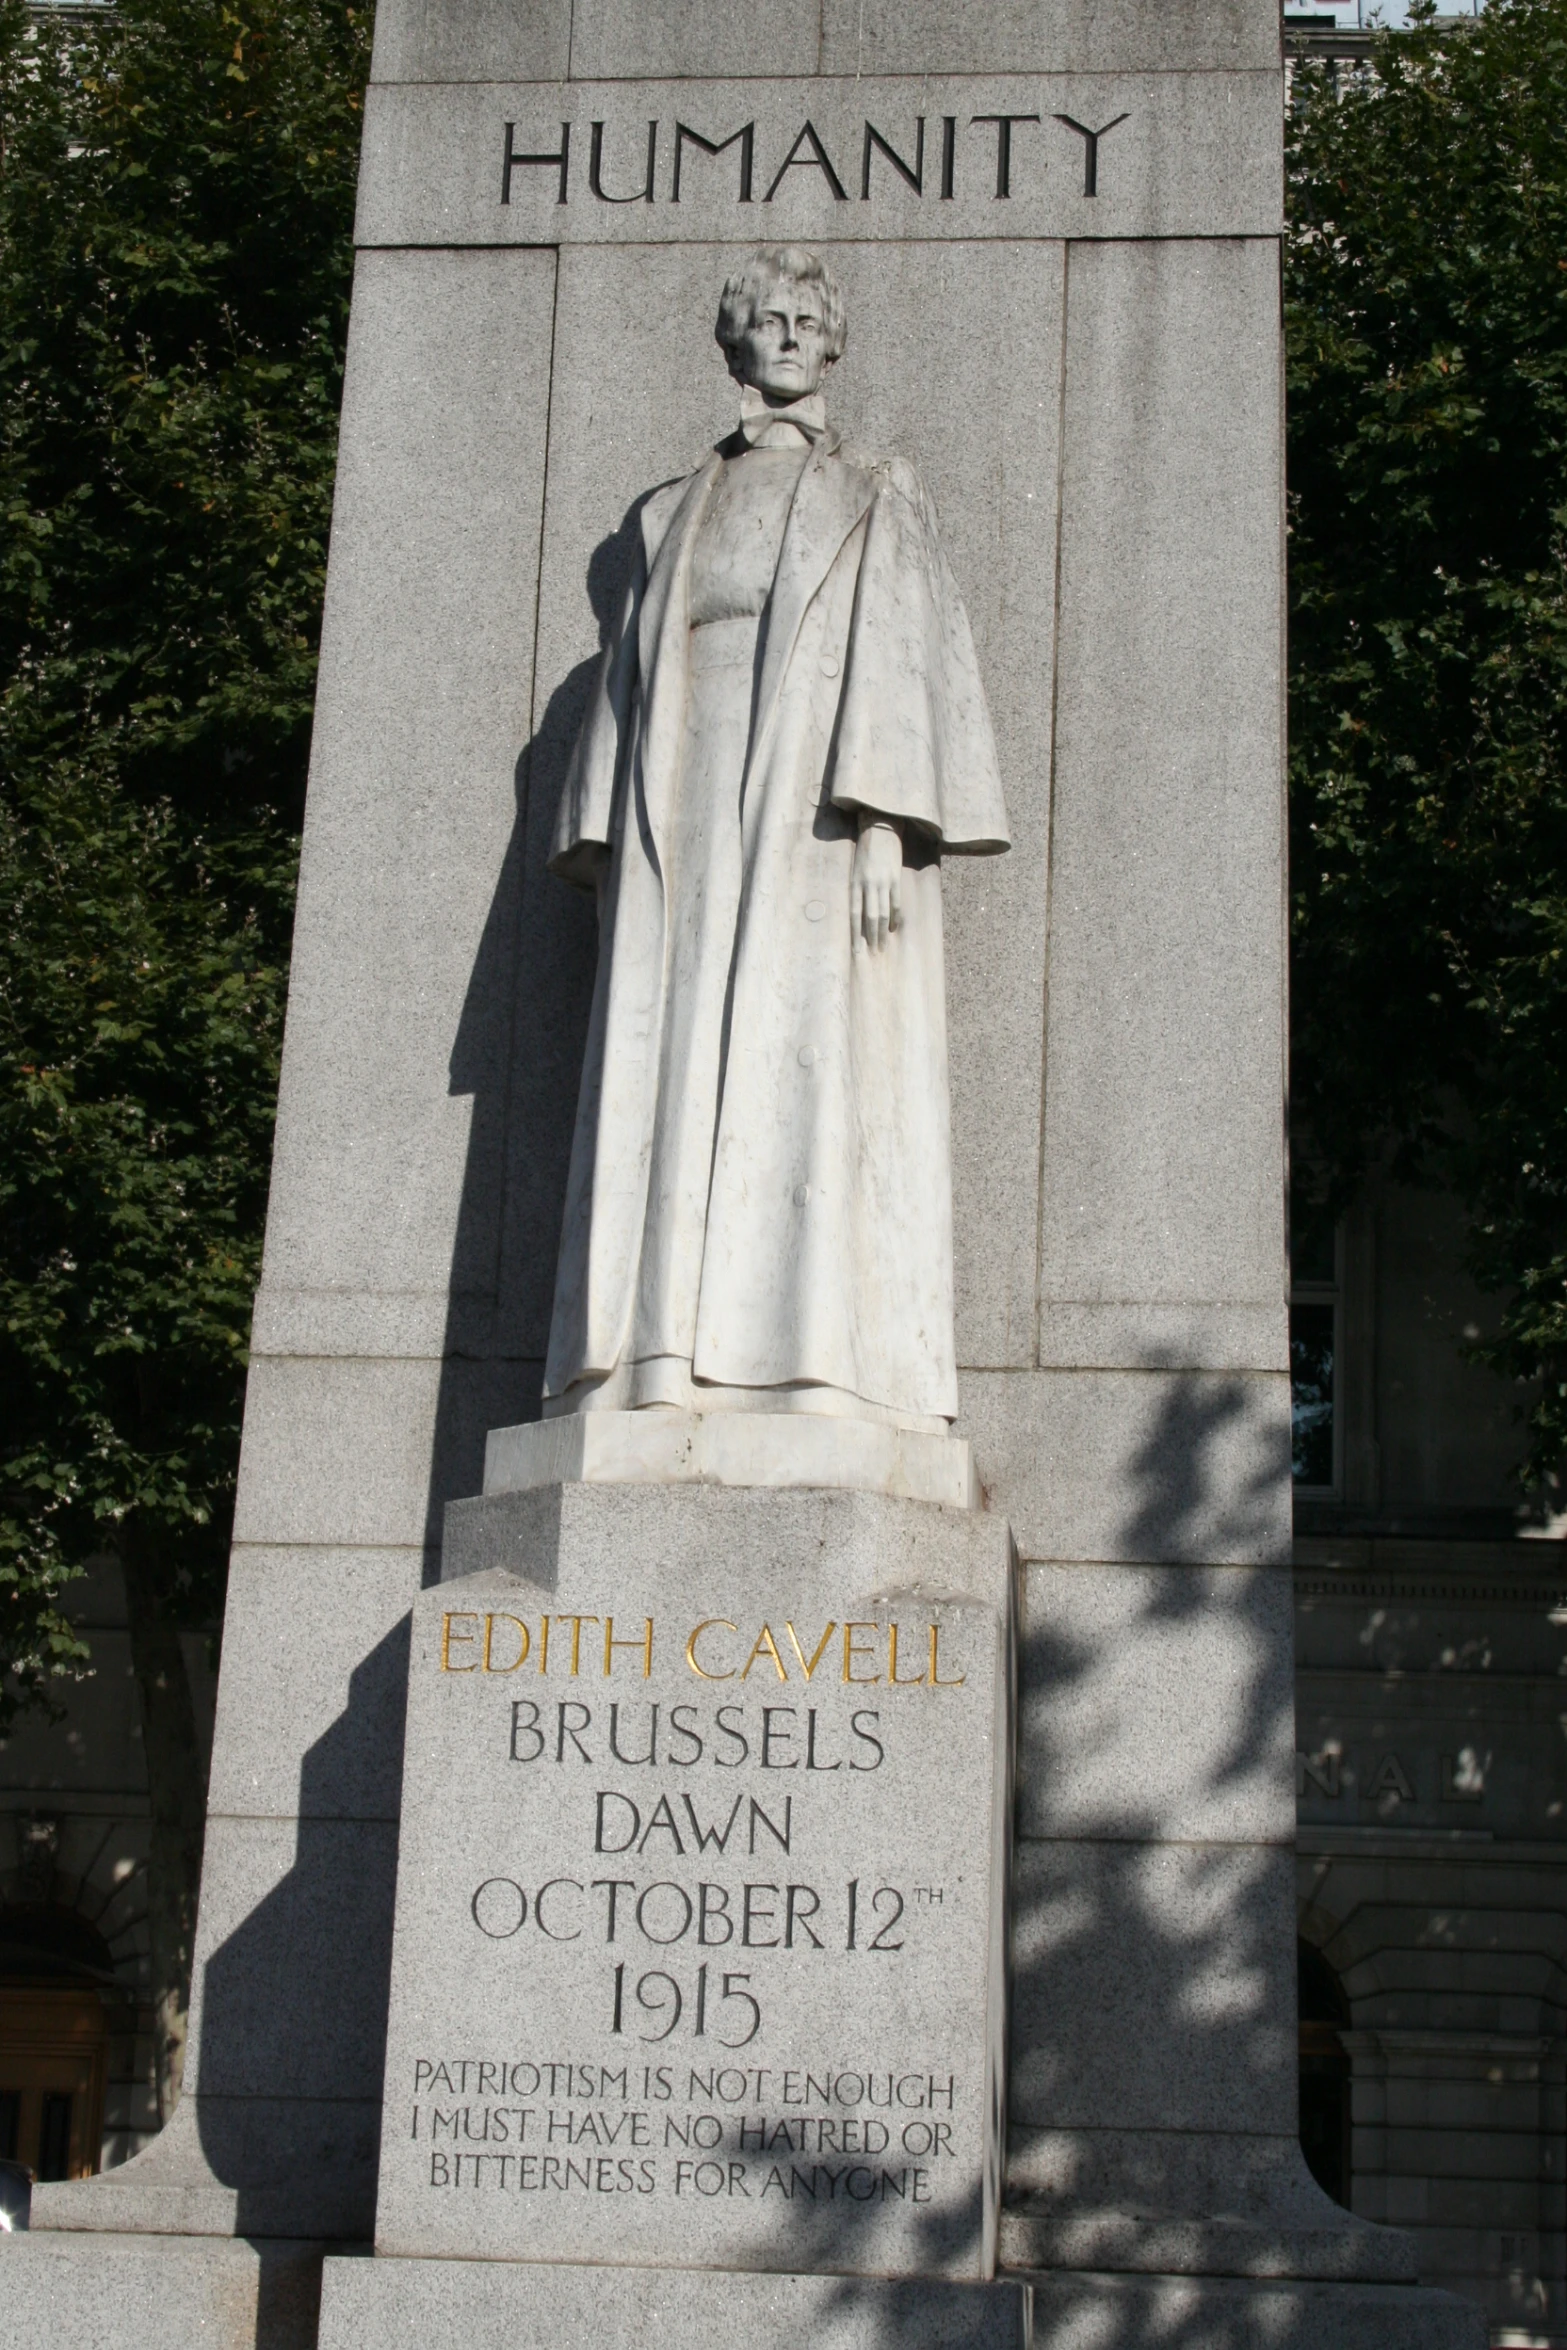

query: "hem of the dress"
xmin=542 ymin=1357 xmax=953 ymax=1438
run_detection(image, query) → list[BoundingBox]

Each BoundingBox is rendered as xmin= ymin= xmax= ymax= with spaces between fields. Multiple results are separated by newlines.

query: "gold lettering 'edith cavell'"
xmin=438 ymin=1614 xmax=966 ymax=1689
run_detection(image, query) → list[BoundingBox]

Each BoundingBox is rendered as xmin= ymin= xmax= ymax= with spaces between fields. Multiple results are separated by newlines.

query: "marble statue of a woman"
xmin=544 ymin=245 xmax=1009 ymax=1434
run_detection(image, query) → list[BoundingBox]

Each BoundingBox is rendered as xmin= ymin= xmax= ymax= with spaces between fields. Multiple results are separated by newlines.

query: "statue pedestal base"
xmin=317 ymin=2253 xmax=1027 ymax=2349
xmin=391 ymin=1478 xmax=1015 ymax=2275
xmin=0 ymin=2236 xmax=1487 ymax=2350
xmin=484 ymin=1409 xmax=979 ymax=1512
xmin=316 ymin=2256 xmax=1486 ymax=2350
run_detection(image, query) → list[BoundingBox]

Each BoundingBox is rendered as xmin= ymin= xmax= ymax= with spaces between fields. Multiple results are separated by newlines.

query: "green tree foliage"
xmin=1287 ymin=0 xmax=1567 ymax=1500
xmin=0 ymin=0 xmax=367 ymax=2096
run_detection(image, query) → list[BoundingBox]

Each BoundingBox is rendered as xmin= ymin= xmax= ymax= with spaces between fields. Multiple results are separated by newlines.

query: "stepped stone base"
xmin=483 ymin=1410 xmax=980 ymax=1512
xmin=320 ymin=2252 xmax=1489 ymax=2350
xmin=0 ymin=2230 xmax=323 ymax=2350
xmin=319 ymin=2254 xmax=1029 ymax=2348
xmin=1025 ymin=2268 xmax=1488 ymax=2348
xmin=0 ymin=2236 xmax=1491 ymax=2350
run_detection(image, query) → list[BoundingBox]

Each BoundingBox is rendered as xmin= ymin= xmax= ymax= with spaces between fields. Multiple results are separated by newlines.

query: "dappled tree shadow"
xmin=1001 ymin=1368 xmax=1428 ymax=2336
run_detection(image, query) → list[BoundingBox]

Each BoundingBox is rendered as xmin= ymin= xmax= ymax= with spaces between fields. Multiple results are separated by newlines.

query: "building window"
xmin=1291 ymin=1215 xmax=1340 ymax=1493
xmin=0 ymin=1987 xmax=107 ymax=2182
xmin=0 ymin=1905 xmax=114 ymax=2184
xmin=1298 ymin=1937 xmax=1352 ymax=2208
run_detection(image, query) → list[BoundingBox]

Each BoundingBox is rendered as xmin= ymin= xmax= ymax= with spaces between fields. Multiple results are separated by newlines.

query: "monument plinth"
xmin=376 ymin=1478 xmax=1013 ymax=2278
xmin=484 ymin=1412 xmax=981 ymax=1510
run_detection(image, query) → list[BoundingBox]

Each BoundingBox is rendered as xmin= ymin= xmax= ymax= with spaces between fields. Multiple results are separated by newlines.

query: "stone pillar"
xmin=0 ymin=4 xmax=1487 ymax=2345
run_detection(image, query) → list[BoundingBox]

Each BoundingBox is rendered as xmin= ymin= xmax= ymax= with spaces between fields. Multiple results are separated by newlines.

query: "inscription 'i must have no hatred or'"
xmin=500 ymin=111 xmax=1130 ymax=209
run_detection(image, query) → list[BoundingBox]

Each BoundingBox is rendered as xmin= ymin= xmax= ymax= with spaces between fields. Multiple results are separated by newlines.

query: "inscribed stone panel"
xmin=374 ymin=1489 xmax=1012 ymax=2276
xmin=355 ymin=75 xmax=1282 ymax=248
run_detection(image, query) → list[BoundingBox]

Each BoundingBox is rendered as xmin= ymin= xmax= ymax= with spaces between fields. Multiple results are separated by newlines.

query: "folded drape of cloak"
xmin=544 ymin=434 xmax=1009 ymax=1423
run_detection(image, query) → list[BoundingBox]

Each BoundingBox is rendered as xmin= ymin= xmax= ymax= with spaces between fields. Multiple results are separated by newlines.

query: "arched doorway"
xmin=1298 ymin=1935 xmax=1352 ymax=2209
xmin=0 ymin=1906 xmax=114 ymax=2182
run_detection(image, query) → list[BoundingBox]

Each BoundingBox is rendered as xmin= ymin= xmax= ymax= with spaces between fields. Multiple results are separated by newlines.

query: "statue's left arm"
xmin=827 ymin=459 xmax=1011 ymax=859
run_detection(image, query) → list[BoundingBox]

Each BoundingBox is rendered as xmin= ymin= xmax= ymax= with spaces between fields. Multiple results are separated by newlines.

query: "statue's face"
xmin=729 ymin=277 xmax=833 ymax=402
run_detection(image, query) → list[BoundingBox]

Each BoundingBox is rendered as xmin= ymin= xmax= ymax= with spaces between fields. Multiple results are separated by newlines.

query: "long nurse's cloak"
xmin=545 ymin=428 xmax=1010 ymax=1424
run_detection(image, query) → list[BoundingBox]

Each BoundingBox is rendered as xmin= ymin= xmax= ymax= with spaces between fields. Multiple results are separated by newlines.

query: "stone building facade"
xmin=1291 ymin=1184 xmax=1566 ymax=2348
xmin=1275 ymin=25 xmax=1561 ymax=2340
xmin=0 ymin=1571 xmax=216 ymax=2184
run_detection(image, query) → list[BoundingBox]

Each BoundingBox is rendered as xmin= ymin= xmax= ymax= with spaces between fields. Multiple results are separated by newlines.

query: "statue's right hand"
xmin=852 ymin=818 xmax=903 ymax=954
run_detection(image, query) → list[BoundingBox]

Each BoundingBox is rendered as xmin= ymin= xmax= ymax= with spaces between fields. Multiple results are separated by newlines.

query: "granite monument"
xmin=0 ymin=5 xmax=1491 ymax=2347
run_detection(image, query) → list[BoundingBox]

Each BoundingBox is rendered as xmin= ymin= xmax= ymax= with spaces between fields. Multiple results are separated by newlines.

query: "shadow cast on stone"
xmin=252 ymin=2243 xmax=327 ymax=2350
xmin=420 ymin=497 xmax=659 ymax=1573
xmin=192 ymin=1619 xmax=411 ymax=2239
xmin=621 ymin=2128 xmax=1021 ymax=2344
xmin=174 ymin=500 xmax=656 ymax=2265
xmin=1119 ymin=1363 xmax=1290 ymax=1571
xmin=1003 ymin=1370 xmax=1409 ymax=2342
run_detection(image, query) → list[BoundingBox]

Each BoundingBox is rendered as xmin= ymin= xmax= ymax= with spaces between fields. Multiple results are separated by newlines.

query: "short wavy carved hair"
xmin=714 ymin=245 xmax=847 ymax=367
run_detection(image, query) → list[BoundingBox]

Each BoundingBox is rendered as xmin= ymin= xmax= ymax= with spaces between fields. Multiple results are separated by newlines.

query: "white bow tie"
xmin=738 ymin=386 xmax=827 ymax=448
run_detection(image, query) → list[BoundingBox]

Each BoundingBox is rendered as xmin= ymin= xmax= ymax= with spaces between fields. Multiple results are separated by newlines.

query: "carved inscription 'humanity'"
xmin=374 ymin=1563 xmax=1011 ymax=2279
xmin=355 ymin=73 xmax=1283 ymax=247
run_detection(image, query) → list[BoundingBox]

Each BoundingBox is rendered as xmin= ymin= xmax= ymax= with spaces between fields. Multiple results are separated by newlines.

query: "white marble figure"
xmin=544 ymin=245 xmax=1009 ymax=1433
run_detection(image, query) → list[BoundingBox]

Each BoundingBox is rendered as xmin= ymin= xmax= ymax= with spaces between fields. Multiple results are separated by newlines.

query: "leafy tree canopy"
xmin=1 ymin=0 xmax=367 ymax=2103
xmin=1288 ymin=0 xmax=1567 ymax=1500
xmin=0 ymin=0 xmax=367 ymax=1717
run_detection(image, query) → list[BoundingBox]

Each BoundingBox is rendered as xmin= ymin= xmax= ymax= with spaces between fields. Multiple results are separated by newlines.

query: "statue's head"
xmin=715 ymin=245 xmax=846 ymax=405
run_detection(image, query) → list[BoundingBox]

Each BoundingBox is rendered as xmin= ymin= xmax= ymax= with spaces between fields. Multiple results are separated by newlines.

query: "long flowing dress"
xmin=543 ymin=414 xmax=1009 ymax=1430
